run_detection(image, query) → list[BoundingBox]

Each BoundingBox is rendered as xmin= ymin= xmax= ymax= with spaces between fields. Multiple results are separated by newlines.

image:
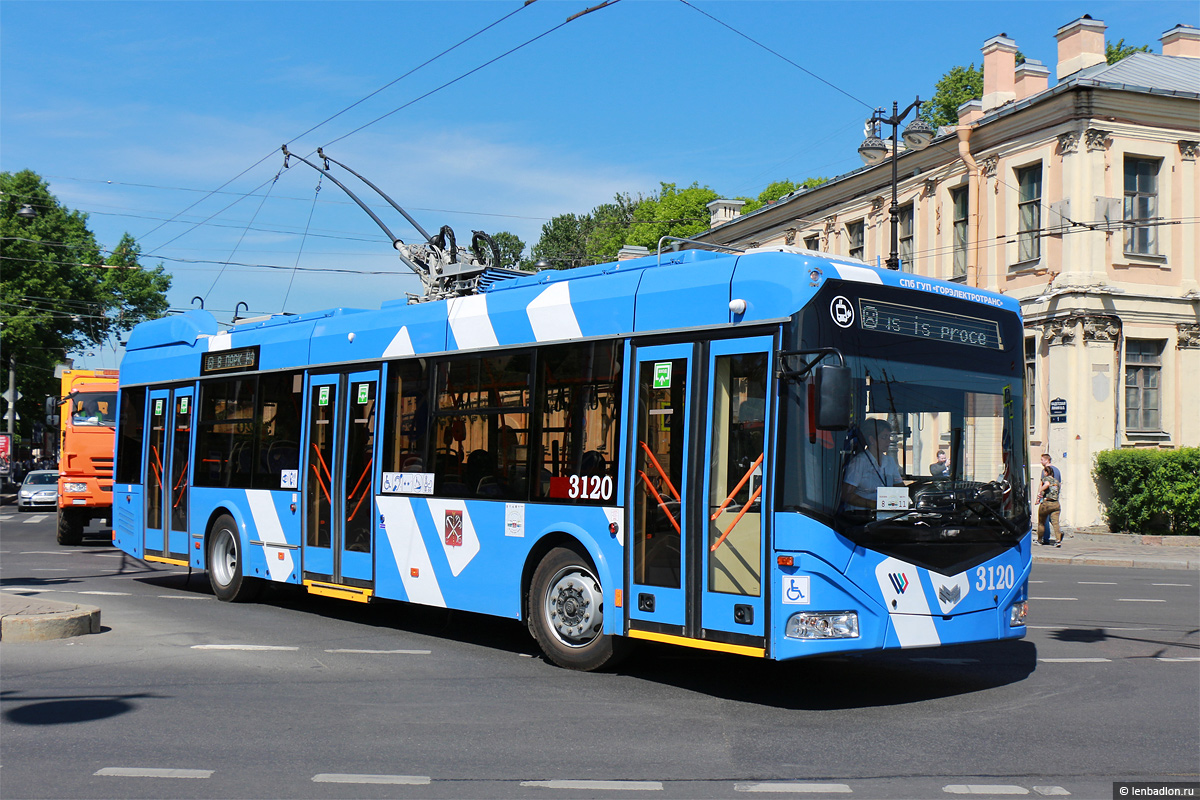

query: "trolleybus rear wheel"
xmin=207 ymin=514 xmax=259 ymax=602
xmin=528 ymin=546 xmax=627 ymax=671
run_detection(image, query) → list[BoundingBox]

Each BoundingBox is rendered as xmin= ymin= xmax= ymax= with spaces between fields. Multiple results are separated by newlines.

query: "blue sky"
xmin=2 ymin=0 xmax=1194 ymax=368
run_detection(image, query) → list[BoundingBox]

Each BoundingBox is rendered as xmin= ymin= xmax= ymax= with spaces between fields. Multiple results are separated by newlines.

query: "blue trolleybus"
xmin=112 ymin=245 xmax=1031 ymax=670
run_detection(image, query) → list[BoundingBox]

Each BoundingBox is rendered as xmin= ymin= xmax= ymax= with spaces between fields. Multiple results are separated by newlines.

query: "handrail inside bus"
xmin=638 ymin=441 xmax=680 ymax=502
xmin=656 ymin=236 xmax=744 ymax=268
xmin=637 ymin=470 xmax=680 ymax=535
xmin=709 ymin=453 xmax=763 ymax=522
xmin=710 ymin=483 xmax=763 ymax=553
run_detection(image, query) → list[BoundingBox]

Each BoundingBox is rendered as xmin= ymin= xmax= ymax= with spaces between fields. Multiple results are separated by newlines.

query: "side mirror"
xmin=814 ymin=365 xmax=851 ymax=430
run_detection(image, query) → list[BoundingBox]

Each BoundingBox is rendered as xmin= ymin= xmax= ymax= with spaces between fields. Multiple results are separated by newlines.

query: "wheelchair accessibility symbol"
xmin=783 ymin=575 xmax=810 ymax=605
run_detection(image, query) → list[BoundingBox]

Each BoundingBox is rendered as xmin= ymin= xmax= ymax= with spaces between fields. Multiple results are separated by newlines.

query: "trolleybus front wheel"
xmin=207 ymin=514 xmax=259 ymax=602
xmin=528 ymin=546 xmax=628 ymax=671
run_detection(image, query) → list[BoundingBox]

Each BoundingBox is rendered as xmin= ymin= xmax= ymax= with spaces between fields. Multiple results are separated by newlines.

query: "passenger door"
xmin=302 ymin=370 xmax=379 ymax=597
xmin=143 ymin=387 xmax=192 ymax=564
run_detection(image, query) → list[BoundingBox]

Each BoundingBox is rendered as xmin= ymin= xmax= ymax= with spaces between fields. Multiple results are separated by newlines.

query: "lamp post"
xmin=857 ymin=97 xmax=936 ymax=270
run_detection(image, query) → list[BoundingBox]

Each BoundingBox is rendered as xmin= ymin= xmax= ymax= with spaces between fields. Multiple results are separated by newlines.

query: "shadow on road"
xmin=1 ymin=691 xmax=160 ymax=726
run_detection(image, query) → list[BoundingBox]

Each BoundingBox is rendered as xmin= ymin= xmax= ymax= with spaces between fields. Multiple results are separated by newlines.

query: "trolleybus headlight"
xmin=65 ymin=483 xmax=88 ymax=494
xmin=1009 ymin=600 xmax=1028 ymax=627
xmin=785 ymin=611 xmax=859 ymax=640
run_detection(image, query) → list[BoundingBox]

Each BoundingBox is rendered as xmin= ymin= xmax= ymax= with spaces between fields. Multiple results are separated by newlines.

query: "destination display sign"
xmin=859 ymin=299 xmax=1002 ymax=350
xmin=200 ymin=345 xmax=260 ymax=375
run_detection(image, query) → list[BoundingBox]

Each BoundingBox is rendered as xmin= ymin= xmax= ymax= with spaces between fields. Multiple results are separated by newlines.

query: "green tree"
xmin=488 ymin=231 xmax=526 ymax=270
xmin=921 ymin=63 xmax=984 ymax=127
xmin=741 ymin=177 xmax=828 ymax=215
xmin=526 ymin=212 xmax=590 ymax=269
xmin=1 ymin=169 xmax=171 ymax=445
xmin=625 ymin=182 xmax=718 ymax=251
xmin=1107 ymin=38 xmax=1151 ymax=64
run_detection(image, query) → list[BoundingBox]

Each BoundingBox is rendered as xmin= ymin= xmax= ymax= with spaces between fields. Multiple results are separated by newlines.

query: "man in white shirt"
xmin=842 ymin=418 xmax=905 ymax=509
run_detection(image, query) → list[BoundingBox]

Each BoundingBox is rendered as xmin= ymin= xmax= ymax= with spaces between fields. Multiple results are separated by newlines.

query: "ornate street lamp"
xmin=858 ymin=98 xmax=936 ymax=270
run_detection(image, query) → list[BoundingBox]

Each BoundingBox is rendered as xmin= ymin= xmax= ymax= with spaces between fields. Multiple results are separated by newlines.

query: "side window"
xmin=255 ymin=372 xmax=302 ymax=489
xmin=194 ymin=378 xmax=256 ymax=489
xmin=433 ymin=353 xmax=531 ymax=500
xmin=536 ymin=341 xmax=623 ymax=504
xmin=115 ymin=387 xmax=146 ymax=485
xmin=382 ymin=359 xmax=431 ymax=484
xmin=1016 ymin=164 xmax=1042 ymax=264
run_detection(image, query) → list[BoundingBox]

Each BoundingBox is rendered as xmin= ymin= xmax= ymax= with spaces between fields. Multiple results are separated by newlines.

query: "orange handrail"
xmin=172 ymin=464 xmax=188 ymax=508
xmin=709 ymin=453 xmax=764 ymax=521
xmin=638 ymin=440 xmax=680 ymax=502
xmin=637 ymin=470 xmax=680 ymax=534
xmin=710 ymin=484 xmax=763 ymax=553
xmin=346 ymin=457 xmax=374 ymax=522
xmin=310 ymin=463 xmax=331 ymax=504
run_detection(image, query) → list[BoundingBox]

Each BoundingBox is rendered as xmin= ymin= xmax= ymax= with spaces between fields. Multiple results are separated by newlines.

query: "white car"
xmin=17 ymin=470 xmax=59 ymax=512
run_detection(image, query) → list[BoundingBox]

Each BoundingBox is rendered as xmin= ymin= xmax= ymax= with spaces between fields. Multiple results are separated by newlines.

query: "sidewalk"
xmin=1032 ymin=530 xmax=1199 ymax=570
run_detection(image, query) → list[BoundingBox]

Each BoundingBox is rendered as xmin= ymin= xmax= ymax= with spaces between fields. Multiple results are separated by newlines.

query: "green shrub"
xmin=1094 ymin=448 xmax=1200 ymax=535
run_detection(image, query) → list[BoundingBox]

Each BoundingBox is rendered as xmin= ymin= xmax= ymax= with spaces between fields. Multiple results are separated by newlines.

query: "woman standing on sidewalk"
xmin=1036 ymin=466 xmax=1062 ymax=546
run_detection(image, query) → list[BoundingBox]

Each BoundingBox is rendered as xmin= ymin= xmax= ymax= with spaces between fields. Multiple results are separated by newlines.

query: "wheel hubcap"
xmin=544 ymin=566 xmax=603 ymax=648
xmin=211 ymin=528 xmax=237 ymax=587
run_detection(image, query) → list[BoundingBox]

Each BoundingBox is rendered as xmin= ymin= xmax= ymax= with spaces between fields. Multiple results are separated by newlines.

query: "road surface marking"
xmin=943 ymin=785 xmax=1029 ymax=795
xmin=324 ymin=649 xmax=431 ymax=655
xmin=312 ymin=774 xmax=430 ymax=785
xmin=1156 ymin=657 xmax=1200 ymax=662
xmin=1116 ymin=598 xmax=1166 ymax=603
xmin=95 ymin=767 xmax=212 ymax=779
xmin=78 ymin=591 xmax=131 ymax=596
xmin=1038 ymin=658 xmax=1111 ymax=663
xmin=30 ymin=568 xmax=69 ymax=571
xmin=1152 ymin=583 xmax=1190 ymax=587
xmin=191 ymin=644 xmax=299 ymax=651
xmin=521 ymin=780 xmax=663 ymax=791
xmin=1032 ymin=788 xmax=1071 ymax=796
xmin=158 ymin=596 xmax=207 ymax=600
xmin=736 ymin=783 xmax=852 ymax=793
xmin=23 ymin=515 xmax=49 ymax=523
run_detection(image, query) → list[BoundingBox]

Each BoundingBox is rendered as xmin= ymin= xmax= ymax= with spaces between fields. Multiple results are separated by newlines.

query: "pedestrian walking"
xmin=1035 ymin=464 xmax=1062 ymax=546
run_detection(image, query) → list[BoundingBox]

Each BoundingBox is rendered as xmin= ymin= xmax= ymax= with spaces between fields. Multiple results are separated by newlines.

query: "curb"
xmin=1032 ymin=551 xmax=1199 ymax=570
xmin=0 ymin=596 xmax=101 ymax=642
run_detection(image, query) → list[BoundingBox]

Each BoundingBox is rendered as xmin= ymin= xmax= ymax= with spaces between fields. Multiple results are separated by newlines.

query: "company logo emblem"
xmin=938 ymin=584 xmax=962 ymax=606
xmin=444 ymin=510 xmax=463 ymax=547
xmin=888 ymin=572 xmax=909 ymax=594
xmin=830 ymin=295 xmax=854 ymax=328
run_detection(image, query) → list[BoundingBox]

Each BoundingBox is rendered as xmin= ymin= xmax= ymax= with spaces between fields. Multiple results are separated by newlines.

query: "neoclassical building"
xmin=697 ymin=16 xmax=1200 ymax=531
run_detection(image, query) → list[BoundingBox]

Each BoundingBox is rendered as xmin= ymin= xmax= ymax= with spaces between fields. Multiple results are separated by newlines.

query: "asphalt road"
xmin=2 ymin=511 xmax=1197 ymax=800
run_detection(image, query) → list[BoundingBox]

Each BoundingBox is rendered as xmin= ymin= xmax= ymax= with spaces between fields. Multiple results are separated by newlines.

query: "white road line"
xmin=30 ymin=568 xmax=69 ymax=571
xmin=1116 ymin=598 xmax=1166 ymax=603
xmin=736 ymin=782 xmax=853 ymax=793
xmin=1030 ymin=597 xmax=1077 ymax=601
xmin=1032 ymin=788 xmax=1071 ymax=797
xmin=521 ymin=780 xmax=664 ymax=791
xmin=77 ymin=591 xmax=131 ymax=596
xmin=19 ymin=551 xmax=75 ymax=555
xmin=1076 ymin=581 xmax=1117 ymax=585
xmin=943 ymin=785 xmax=1029 ymax=795
xmin=191 ymin=644 xmax=299 ymax=651
xmin=1152 ymin=583 xmax=1191 ymax=587
xmin=312 ymin=773 xmax=430 ymax=785
xmin=95 ymin=767 xmax=212 ymax=779
xmin=1 ymin=587 xmax=53 ymax=593
xmin=1038 ymin=658 xmax=1111 ymax=663
xmin=23 ymin=515 xmax=49 ymax=523
xmin=323 ymin=649 xmax=431 ymax=655
xmin=157 ymin=596 xmax=207 ymax=600
xmin=1156 ymin=657 xmax=1200 ymax=662
xmin=1028 ymin=580 xmax=1045 ymax=583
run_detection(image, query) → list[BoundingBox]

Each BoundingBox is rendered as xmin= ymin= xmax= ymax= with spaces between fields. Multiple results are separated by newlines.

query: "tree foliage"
xmin=921 ymin=63 xmax=984 ymax=128
xmin=1 ymin=169 xmax=171 ymax=446
xmin=740 ymin=177 xmax=828 ymax=215
xmin=1093 ymin=448 xmax=1200 ymax=534
xmin=1106 ymin=38 xmax=1151 ymax=64
xmin=488 ymin=230 xmax=526 ymax=270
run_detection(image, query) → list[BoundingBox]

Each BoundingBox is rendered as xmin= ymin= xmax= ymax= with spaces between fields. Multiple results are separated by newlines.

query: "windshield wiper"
xmin=964 ymin=498 xmax=1023 ymax=537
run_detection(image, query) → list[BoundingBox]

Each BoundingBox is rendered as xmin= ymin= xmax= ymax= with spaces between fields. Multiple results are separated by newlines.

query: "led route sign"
xmin=200 ymin=345 xmax=260 ymax=375
xmin=859 ymin=299 xmax=1002 ymax=350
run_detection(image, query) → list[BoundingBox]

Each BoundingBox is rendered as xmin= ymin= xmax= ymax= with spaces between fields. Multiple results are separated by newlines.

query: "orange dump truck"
xmin=57 ymin=369 xmax=118 ymax=545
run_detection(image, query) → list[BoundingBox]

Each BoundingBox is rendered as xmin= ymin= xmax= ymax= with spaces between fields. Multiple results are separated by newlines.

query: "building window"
xmin=951 ymin=187 xmax=968 ymax=278
xmin=1016 ymin=164 xmax=1041 ymax=264
xmin=898 ymin=204 xmax=914 ymax=270
xmin=803 ymin=233 xmax=820 ymax=251
xmin=1125 ymin=340 xmax=1163 ymax=432
xmin=1124 ymin=157 xmax=1159 ymax=255
xmin=1025 ymin=337 xmax=1036 ymax=432
xmin=846 ymin=221 xmax=864 ymax=261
